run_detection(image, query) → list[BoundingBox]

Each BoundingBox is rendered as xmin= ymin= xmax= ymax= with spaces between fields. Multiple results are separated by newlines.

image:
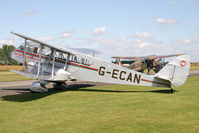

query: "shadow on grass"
xmin=1 ymin=84 xmax=176 ymax=102
xmin=1 ymin=84 xmax=94 ymax=102
xmin=69 ymin=88 xmax=175 ymax=94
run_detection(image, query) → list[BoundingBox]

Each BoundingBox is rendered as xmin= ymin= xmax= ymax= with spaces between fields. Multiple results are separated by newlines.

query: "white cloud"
xmin=71 ymin=34 xmax=199 ymax=62
xmin=61 ymin=31 xmax=74 ymax=38
xmin=193 ymin=36 xmax=199 ymax=43
xmin=92 ymin=26 xmax=108 ymax=35
xmin=0 ymin=39 xmax=15 ymax=46
xmin=181 ymin=36 xmax=199 ymax=45
xmin=37 ymin=36 xmax=53 ymax=42
xmin=135 ymin=40 xmax=153 ymax=48
xmin=188 ymin=0 xmax=195 ymax=5
xmin=120 ymin=37 xmax=126 ymax=41
xmin=171 ymin=0 xmax=195 ymax=5
xmin=155 ymin=17 xmax=178 ymax=29
xmin=24 ymin=11 xmax=38 ymax=16
xmin=173 ymin=38 xmax=194 ymax=45
xmin=168 ymin=36 xmax=199 ymax=61
xmin=136 ymin=32 xmax=153 ymax=38
xmin=156 ymin=18 xmax=178 ymax=24
xmin=182 ymin=39 xmax=192 ymax=44
xmin=171 ymin=0 xmax=178 ymax=5
xmin=75 ymin=36 xmax=161 ymax=60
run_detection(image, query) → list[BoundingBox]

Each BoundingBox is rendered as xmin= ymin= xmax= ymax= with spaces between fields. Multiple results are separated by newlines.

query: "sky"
xmin=0 ymin=0 xmax=199 ymax=61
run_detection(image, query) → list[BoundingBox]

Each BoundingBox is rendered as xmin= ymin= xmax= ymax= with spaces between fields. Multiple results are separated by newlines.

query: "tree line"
xmin=0 ymin=44 xmax=19 ymax=65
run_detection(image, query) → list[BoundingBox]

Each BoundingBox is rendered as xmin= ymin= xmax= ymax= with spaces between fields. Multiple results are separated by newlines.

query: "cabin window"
xmin=68 ymin=55 xmax=79 ymax=63
xmin=62 ymin=53 xmax=68 ymax=60
xmin=55 ymin=52 xmax=61 ymax=59
xmin=33 ymin=47 xmax=38 ymax=53
xmin=81 ymin=58 xmax=85 ymax=64
xmin=17 ymin=42 xmax=39 ymax=53
xmin=42 ymin=46 xmax=51 ymax=55
xmin=74 ymin=56 xmax=77 ymax=63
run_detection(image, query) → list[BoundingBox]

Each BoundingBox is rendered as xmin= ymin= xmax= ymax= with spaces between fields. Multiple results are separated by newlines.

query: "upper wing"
xmin=112 ymin=54 xmax=185 ymax=60
xmin=111 ymin=56 xmax=143 ymax=60
xmin=154 ymin=54 xmax=185 ymax=59
xmin=11 ymin=32 xmax=76 ymax=55
xmin=111 ymin=55 xmax=156 ymax=60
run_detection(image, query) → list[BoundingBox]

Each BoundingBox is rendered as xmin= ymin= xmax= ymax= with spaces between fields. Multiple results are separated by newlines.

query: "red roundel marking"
xmin=180 ymin=60 xmax=186 ymax=67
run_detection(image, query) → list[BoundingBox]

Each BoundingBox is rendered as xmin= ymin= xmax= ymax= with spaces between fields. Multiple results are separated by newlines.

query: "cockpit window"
xmin=17 ymin=42 xmax=41 ymax=54
xmin=27 ymin=42 xmax=40 ymax=53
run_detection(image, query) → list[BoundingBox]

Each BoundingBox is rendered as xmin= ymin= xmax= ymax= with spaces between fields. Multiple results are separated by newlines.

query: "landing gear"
xmin=170 ymin=88 xmax=175 ymax=93
xmin=29 ymin=81 xmax=68 ymax=92
xmin=170 ymin=84 xmax=175 ymax=93
xmin=53 ymin=82 xmax=68 ymax=90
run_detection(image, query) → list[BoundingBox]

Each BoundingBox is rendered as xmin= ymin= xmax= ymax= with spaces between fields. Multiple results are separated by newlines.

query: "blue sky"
xmin=0 ymin=0 xmax=199 ymax=61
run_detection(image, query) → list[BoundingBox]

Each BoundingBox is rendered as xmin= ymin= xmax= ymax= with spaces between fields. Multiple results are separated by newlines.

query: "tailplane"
xmin=155 ymin=55 xmax=190 ymax=87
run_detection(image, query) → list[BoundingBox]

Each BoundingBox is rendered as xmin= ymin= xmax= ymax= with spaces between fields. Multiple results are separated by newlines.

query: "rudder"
xmin=155 ymin=55 xmax=190 ymax=87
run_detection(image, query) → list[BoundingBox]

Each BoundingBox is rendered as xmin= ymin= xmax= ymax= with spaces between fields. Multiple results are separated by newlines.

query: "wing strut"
xmin=37 ymin=44 xmax=42 ymax=78
xmin=64 ymin=53 xmax=70 ymax=70
xmin=23 ymin=39 xmax=27 ymax=72
xmin=51 ymin=49 xmax=56 ymax=77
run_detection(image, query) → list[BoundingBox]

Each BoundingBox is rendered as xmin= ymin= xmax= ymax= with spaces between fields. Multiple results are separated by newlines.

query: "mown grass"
xmin=0 ymin=76 xmax=199 ymax=133
xmin=0 ymin=71 xmax=32 ymax=82
xmin=190 ymin=66 xmax=199 ymax=71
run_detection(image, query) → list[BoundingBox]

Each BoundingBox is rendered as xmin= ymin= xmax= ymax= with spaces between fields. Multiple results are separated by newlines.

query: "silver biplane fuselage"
xmin=10 ymin=32 xmax=190 ymax=93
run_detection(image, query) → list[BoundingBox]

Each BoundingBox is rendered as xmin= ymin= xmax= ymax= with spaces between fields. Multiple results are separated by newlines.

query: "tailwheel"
xmin=170 ymin=88 xmax=175 ymax=93
xmin=170 ymin=84 xmax=175 ymax=93
xmin=53 ymin=82 xmax=68 ymax=90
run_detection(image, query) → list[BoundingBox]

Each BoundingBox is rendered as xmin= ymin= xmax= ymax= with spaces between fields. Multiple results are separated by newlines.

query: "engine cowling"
xmin=29 ymin=82 xmax=48 ymax=92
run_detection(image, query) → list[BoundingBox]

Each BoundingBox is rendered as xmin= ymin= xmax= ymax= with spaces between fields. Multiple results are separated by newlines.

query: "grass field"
xmin=0 ymin=76 xmax=199 ymax=133
xmin=0 ymin=71 xmax=32 ymax=82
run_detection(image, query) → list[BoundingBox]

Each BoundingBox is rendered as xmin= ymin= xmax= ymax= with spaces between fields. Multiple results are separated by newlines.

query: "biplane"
xmin=112 ymin=54 xmax=185 ymax=74
xmin=10 ymin=32 xmax=190 ymax=93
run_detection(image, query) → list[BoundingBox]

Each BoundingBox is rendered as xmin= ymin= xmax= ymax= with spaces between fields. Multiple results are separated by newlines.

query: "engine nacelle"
xmin=29 ymin=82 xmax=48 ymax=92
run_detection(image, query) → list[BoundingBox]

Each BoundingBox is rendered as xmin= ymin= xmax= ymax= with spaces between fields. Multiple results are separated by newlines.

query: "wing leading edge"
xmin=11 ymin=32 xmax=76 ymax=55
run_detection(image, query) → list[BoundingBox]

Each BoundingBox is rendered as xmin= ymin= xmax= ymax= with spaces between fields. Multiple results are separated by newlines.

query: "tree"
xmin=0 ymin=44 xmax=18 ymax=65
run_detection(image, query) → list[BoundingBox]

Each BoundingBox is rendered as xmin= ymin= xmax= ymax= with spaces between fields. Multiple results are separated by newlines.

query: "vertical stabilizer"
xmin=155 ymin=55 xmax=190 ymax=87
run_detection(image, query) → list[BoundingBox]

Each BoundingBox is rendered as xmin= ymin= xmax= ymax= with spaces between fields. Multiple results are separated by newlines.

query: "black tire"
xmin=53 ymin=83 xmax=68 ymax=90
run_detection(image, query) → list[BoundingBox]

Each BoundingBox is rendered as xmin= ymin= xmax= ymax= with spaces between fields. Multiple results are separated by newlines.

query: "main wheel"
xmin=53 ymin=82 xmax=68 ymax=90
